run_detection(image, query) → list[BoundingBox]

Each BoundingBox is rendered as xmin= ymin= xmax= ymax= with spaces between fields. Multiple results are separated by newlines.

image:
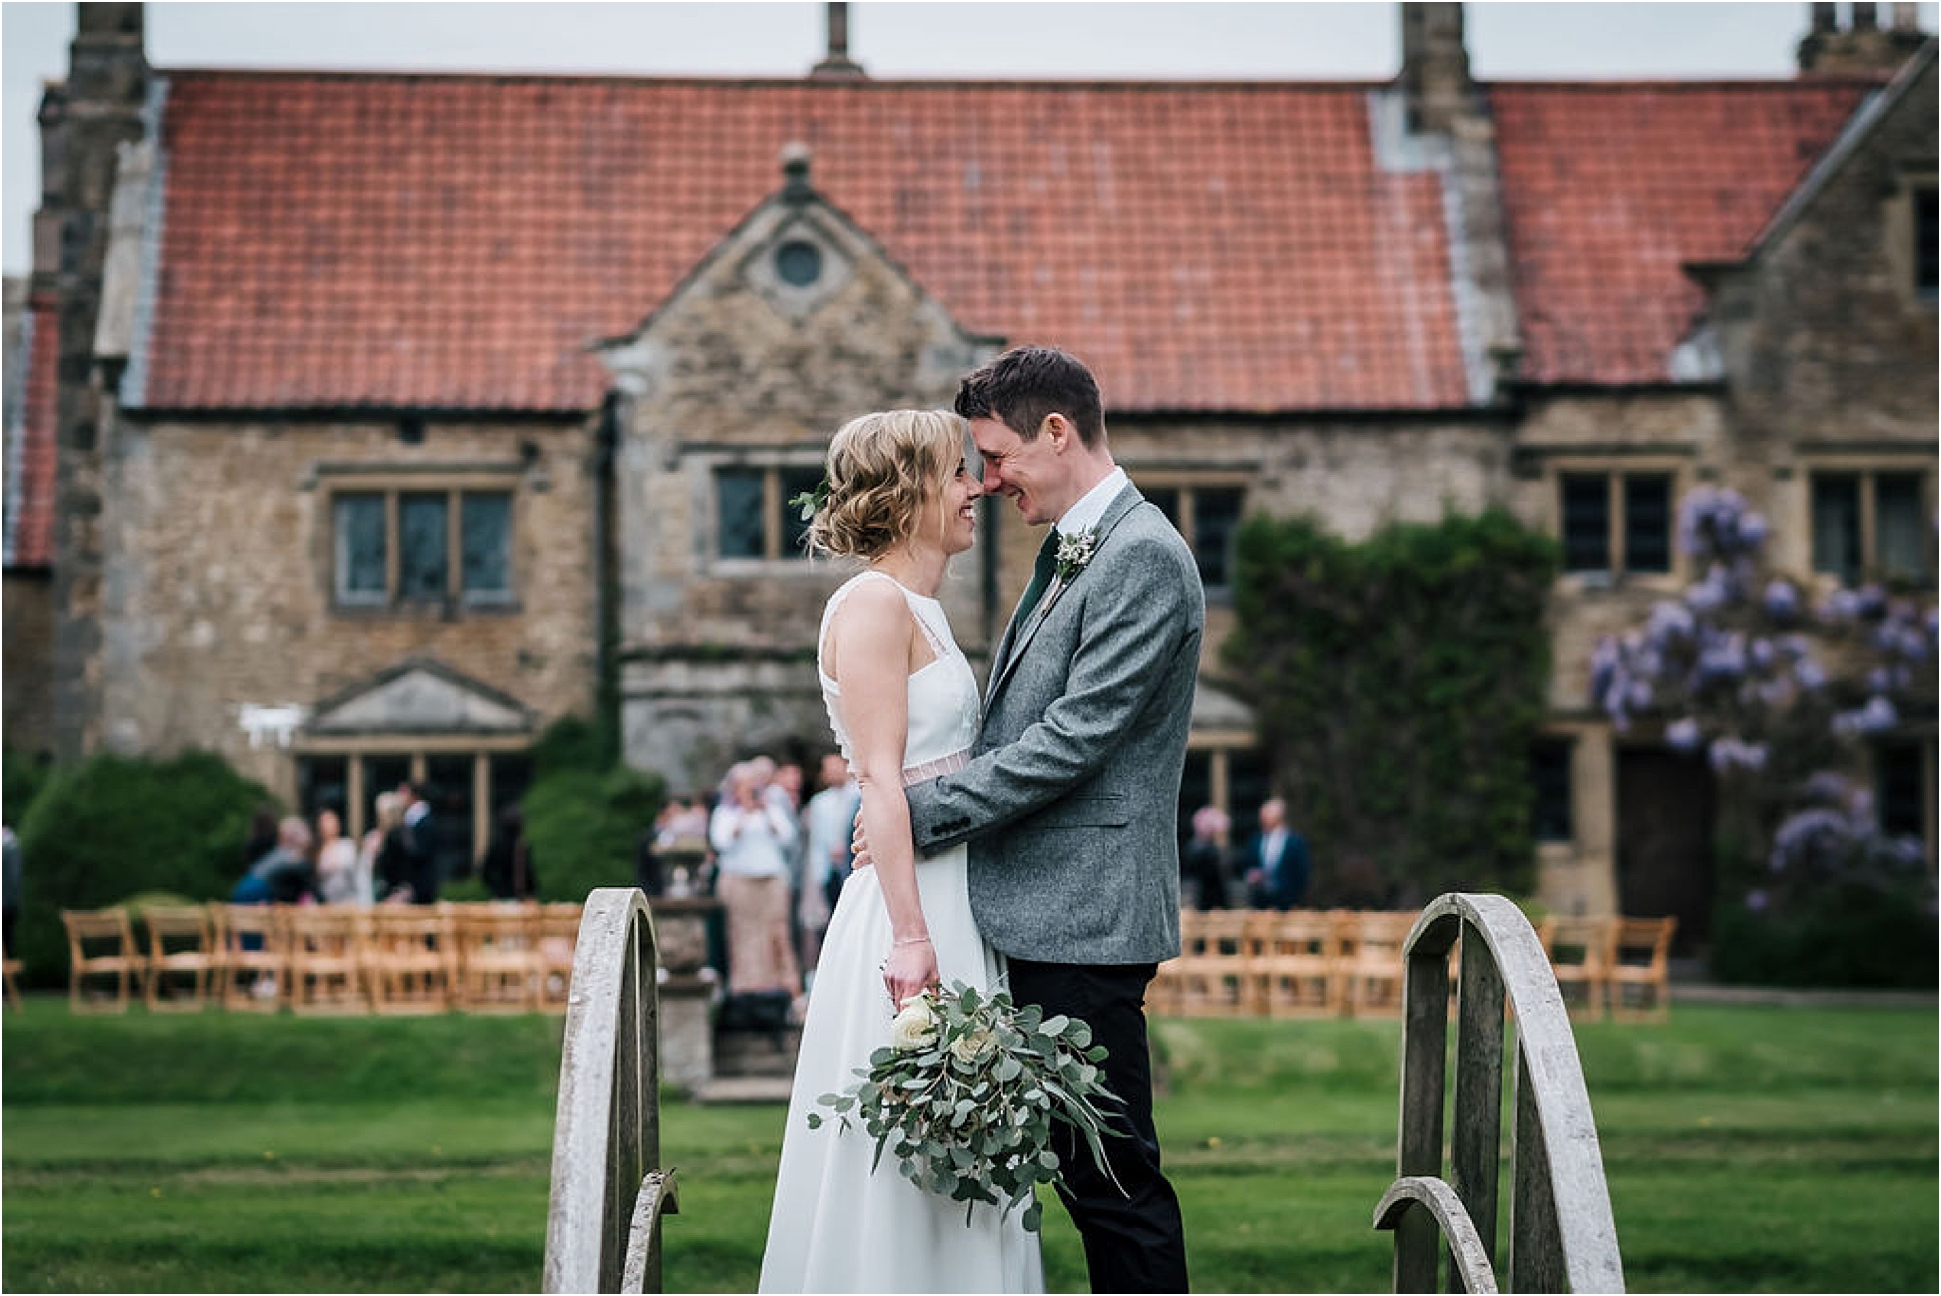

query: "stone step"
xmin=690 ymin=1074 xmax=796 ymax=1105
xmin=713 ymin=1025 xmax=802 ymax=1078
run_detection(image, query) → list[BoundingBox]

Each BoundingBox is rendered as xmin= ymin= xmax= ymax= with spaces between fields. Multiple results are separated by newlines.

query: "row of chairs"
xmin=57 ymin=902 xmax=585 ymax=1015
xmin=1151 ymin=909 xmax=1676 ymax=1022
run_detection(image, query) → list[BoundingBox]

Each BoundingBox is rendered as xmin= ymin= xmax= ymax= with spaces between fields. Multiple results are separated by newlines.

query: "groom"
xmin=905 ymin=345 xmax=1201 ymax=1292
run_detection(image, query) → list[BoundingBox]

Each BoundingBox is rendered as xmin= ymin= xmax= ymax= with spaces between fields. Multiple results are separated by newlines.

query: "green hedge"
xmin=521 ymin=716 xmax=664 ymax=902
xmin=1712 ymin=888 xmax=1938 ymax=989
xmin=14 ymin=751 xmax=277 ymax=984
xmin=4 ymin=746 xmax=54 ymax=827
xmin=1221 ymin=508 xmax=1558 ymax=907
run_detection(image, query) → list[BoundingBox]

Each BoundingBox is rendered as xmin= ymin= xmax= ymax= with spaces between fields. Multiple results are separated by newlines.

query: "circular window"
xmin=775 ymin=239 xmax=824 ymax=288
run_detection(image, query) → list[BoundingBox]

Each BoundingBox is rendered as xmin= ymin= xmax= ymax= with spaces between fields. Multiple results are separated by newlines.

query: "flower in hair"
xmin=789 ymin=477 xmax=832 ymax=523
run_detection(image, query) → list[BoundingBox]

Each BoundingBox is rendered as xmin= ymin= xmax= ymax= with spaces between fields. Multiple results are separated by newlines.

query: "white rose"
xmin=949 ymin=1027 xmax=997 ymax=1068
xmin=890 ymin=999 xmax=940 ymax=1051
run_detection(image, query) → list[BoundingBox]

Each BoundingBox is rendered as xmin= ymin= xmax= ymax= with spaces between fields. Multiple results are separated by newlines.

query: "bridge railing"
xmin=1373 ymin=893 xmax=1624 ymax=1294
xmin=543 ymin=888 xmax=679 ymax=1294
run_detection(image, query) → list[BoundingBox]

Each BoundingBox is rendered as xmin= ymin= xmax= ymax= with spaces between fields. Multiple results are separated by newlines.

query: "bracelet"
xmin=892 ymin=935 xmax=931 ymax=947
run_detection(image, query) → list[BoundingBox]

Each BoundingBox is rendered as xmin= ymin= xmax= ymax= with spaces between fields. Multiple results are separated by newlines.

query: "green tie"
xmin=1014 ymin=529 xmax=1061 ymax=629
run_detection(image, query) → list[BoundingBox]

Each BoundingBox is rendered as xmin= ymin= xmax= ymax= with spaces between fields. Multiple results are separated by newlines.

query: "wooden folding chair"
xmin=1171 ymin=910 xmax=1255 ymax=1017
xmin=1539 ymin=915 xmax=1611 ymax=1021
xmin=1338 ymin=911 xmax=1415 ymax=1018
xmin=216 ymin=904 xmax=290 ymax=1011
xmin=141 ymin=904 xmax=220 ymax=1012
xmin=1607 ymin=915 xmax=1676 ymax=1022
xmin=286 ymin=905 xmax=371 ymax=1014
xmin=1150 ymin=911 xmax=1194 ymax=1016
xmin=536 ymin=903 xmax=582 ymax=1013
xmin=2 ymin=956 xmax=22 ymax=1011
xmin=61 ymin=908 xmax=146 ymax=1013
xmin=368 ymin=905 xmax=457 ymax=1014
xmin=1251 ymin=909 xmax=1341 ymax=1019
xmin=453 ymin=902 xmax=542 ymax=1013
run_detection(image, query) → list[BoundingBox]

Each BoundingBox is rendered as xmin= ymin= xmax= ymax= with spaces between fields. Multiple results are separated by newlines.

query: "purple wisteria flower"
xmin=1665 ymin=717 xmax=1702 ymax=752
xmin=1833 ymin=695 xmax=1899 ymax=737
xmin=1770 ymin=806 xmax=1852 ymax=871
xmin=1818 ymin=588 xmax=1863 ymax=624
xmin=1708 ymin=737 xmax=1768 ymax=773
xmin=1677 ymin=487 xmax=1765 ymax=563
xmin=1646 ymin=600 xmax=1696 ymax=644
xmin=1762 ymin=578 xmax=1800 ymax=621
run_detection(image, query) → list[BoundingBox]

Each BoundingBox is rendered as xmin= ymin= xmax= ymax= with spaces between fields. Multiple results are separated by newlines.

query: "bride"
xmin=758 ymin=410 xmax=1045 ymax=1293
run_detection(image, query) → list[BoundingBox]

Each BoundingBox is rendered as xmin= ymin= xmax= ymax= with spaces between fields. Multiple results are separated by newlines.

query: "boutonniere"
xmin=1054 ymin=529 xmax=1098 ymax=583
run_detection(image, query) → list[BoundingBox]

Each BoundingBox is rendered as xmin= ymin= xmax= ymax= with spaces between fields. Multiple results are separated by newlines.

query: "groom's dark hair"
xmin=955 ymin=346 xmax=1105 ymax=448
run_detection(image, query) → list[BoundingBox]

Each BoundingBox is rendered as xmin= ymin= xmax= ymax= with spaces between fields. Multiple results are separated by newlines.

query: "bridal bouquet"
xmin=808 ymin=981 xmax=1123 ymax=1231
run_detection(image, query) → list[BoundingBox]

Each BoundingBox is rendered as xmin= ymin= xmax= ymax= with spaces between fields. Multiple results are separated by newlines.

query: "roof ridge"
xmin=158 ymin=65 xmax=1393 ymax=91
xmin=1485 ymin=75 xmax=1890 ymax=90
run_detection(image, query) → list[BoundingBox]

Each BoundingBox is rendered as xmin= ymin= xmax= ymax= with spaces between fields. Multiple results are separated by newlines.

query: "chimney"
xmin=1798 ymin=0 xmax=1927 ymax=73
xmin=1398 ymin=3 xmax=1472 ymax=134
xmin=809 ymin=2 xmax=867 ymax=81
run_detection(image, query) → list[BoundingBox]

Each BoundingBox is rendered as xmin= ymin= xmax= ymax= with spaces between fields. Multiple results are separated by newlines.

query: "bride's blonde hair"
xmin=807 ymin=409 xmax=965 ymax=560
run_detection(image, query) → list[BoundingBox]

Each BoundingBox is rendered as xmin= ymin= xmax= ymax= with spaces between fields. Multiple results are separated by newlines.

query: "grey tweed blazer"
xmin=906 ymin=482 xmax=1205 ymax=966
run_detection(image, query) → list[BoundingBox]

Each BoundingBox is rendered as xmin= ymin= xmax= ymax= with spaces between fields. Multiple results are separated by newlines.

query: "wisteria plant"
xmin=1588 ymin=486 xmax=1935 ymax=980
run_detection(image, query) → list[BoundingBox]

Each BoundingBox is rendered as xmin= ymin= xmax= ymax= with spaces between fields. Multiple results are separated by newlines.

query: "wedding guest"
xmin=312 ymin=807 xmax=361 ymax=905
xmin=366 ymin=791 xmax=407 ymax=903
xmin=480 ymin=804 xmax=538 ymax=900
xmin=396 ymin=781 xmax=439 ymax=905
xmin=241 ymin=804 xmax=280 ymax=874
xmin=1183 ymin=804 xmax=1233 ymax=910
xmin=709 ymin=760 xmax=801 ymax=997
xmin=231 ymin=816 xmax=316 ymax=905
xmin=798 ymin=752 xmax=860 ymax=975
xmin=2 ymin=818 xmax=21 ymax=959
xmin=1243 ymin=797 xmax=1310 ymax=910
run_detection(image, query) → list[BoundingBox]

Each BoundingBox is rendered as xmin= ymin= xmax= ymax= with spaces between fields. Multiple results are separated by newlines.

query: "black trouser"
xmin=1007 ymin=957 xmax=1189 ymax=1293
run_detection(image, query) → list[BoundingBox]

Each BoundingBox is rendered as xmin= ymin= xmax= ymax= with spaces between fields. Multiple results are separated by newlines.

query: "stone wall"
xmin=94 ymin=415 xmax=598 ymax=797
xmin=2 ymin=573 xmax=55 ymax=752
xmin=1707 ymin=53 xmax=1939 ymax=578
xmin=606 ymin=168 xmax=998 ymax=793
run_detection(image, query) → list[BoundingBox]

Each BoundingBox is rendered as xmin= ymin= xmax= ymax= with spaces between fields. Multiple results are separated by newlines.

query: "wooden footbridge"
xmin=541 ymin=888 xmax=1624 ymax=1292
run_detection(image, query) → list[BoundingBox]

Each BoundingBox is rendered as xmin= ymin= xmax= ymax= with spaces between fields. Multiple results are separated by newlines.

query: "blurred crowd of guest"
xmin=227 ymin=779 xmax=482 ymax=910
xmin=633 ymin=752 xmax=860 ymax=1020
xmin=1180 ymin=797 xmax=1311 ymax=912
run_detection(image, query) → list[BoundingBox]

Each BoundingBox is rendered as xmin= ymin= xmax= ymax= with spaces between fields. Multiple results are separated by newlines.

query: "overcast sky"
xmin=4 ymin=1 xmax=1936 ymax=276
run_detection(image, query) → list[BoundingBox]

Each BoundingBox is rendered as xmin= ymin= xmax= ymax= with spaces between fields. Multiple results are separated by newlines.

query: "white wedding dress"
xmin=759 ymin=571 xmax=1045 ymax=1294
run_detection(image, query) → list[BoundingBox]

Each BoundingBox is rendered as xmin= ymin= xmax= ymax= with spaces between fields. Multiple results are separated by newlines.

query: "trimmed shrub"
xmin=523 ymin=765 xmax=665 ymax=903
xmin=1712 ymin=887 xmax=1937 ymax=988
xmin=1222 ymin=508 xmax=1559 ymax=907
xmin=3 ymin=746 xmax=54 ymax=827
xmin=14 ymin=751 xmax=277 ymax=984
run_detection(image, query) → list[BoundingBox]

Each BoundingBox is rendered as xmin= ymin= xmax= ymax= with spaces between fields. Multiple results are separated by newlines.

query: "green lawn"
xmin=3 ymin=1000 xmax=1934 ymax=1292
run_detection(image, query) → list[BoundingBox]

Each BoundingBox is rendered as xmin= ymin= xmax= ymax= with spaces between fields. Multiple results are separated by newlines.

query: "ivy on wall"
xmin=1221 ymin=508 xmax=1559 ymax=907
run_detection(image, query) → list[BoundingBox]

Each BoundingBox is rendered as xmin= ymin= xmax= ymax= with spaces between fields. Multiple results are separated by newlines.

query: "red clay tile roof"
xmin=1490 ymin=80 xmax=1875 ymax=386
xmin=139 ymin=73 xmax=1471 ymax=414
xmin=4 ymin=293 xmax=59 ymax=569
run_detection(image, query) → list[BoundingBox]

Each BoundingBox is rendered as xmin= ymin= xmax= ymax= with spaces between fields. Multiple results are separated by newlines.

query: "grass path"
xmin=3 ymin=1001 xmax=1933 ymax=1292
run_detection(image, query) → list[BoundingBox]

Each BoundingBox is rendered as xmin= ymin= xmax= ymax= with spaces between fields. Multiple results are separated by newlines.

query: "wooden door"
xmin=1616 ymin=749 xmax=1715 ymax=952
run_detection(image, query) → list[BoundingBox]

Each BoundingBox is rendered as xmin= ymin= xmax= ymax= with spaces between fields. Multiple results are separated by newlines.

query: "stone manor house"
xmin=4 ymin=2 xmax=1935 ymax=942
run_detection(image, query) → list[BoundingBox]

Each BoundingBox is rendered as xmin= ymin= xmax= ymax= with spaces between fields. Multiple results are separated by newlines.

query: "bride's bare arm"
xmin=827 ymin=577 xmax=939 ymax=1008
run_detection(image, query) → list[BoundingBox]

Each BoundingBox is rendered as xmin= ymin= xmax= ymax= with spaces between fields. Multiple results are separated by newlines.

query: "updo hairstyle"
xmin=807 ymin=409 xmax=965 ymax=560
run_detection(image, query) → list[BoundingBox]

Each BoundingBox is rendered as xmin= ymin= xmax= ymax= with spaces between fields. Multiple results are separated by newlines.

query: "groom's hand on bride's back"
xmin=851 ymin=819 xmax=871 ymax=869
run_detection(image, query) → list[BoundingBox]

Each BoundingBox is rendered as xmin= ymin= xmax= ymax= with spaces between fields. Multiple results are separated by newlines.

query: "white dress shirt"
xmin=1054 ymin=466 xmax=1130 ymax=538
